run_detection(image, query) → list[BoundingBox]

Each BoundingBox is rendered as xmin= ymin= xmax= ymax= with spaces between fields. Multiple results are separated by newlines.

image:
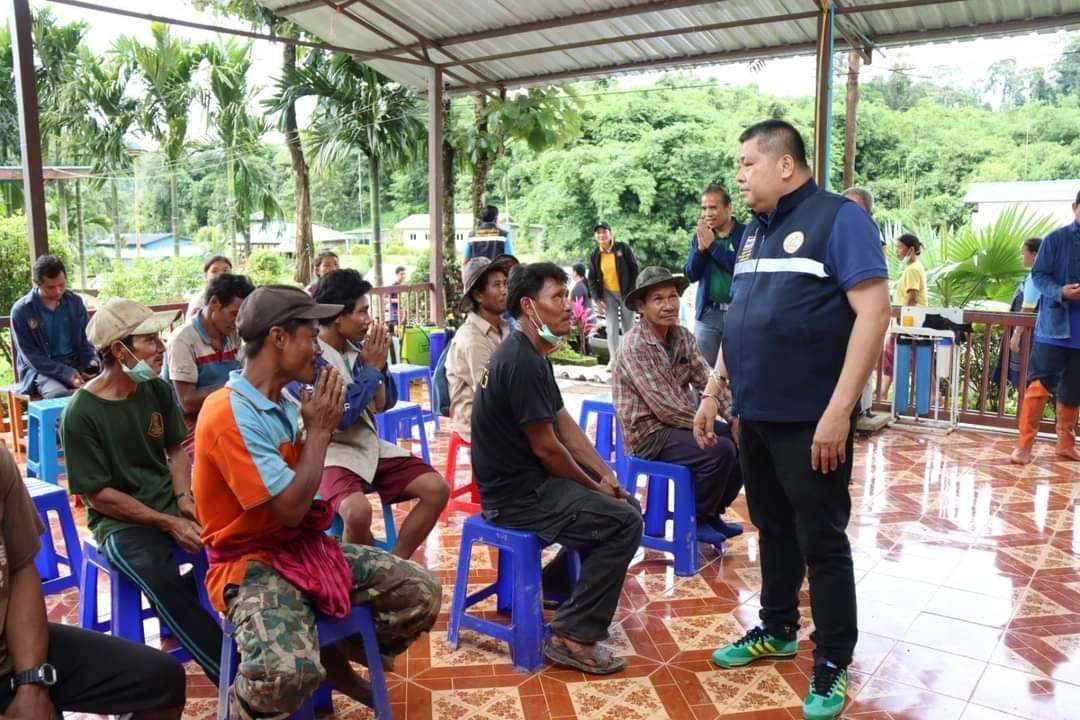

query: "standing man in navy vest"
xmin=683 ymin=185 xmax=746 ymax=365
xmin=694 ymin=121 xmax=890 ymax=720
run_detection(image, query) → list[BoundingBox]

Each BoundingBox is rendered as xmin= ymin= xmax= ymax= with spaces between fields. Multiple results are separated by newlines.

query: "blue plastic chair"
xmin=578 ymin=395 xmax=626 ymax=480
xmin=26 ymin=396 xmax=72 ymax=484
xmin=622 ymin=457 xmax=698 ymax=577
xmin=376 ymin=401 xmax=431 ymax=464
xmin=25 ymin=479 xmax=81 ymax=595
xmin=329 ymin=501 xmax=398 ymax=552
xmin=448 ymin=514 xmax=581 ymax=672
xmin=78 ymin=539 xmax=216 ymax=663
xmin=218 ymin=604 xmax=392 ymax=720
xmin=388 ymin=363 xmax=438 ymax=430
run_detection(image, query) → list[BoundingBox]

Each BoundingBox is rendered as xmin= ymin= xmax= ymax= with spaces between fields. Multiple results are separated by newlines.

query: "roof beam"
xmin=437 ymin=9 xmax=820 ymax=69
xmin=390 ymin=0 xmax=724 ymax=56
xmin=276 ymin=0 xmax=359 ymax=16
xmin=435 ymin=0 xmax=966 ymax=71
xmin=46 ymin=0 xmax=430 ymax=66
xmin=317 ymin=0 xmax=501 ymax=98
xmin=451 ymin=5 xmax=1080 ymax=92
xmin=349 ymin=0 xmax=501 ymax=87
xmin=451 ymin=41 xmax=823 ymax=93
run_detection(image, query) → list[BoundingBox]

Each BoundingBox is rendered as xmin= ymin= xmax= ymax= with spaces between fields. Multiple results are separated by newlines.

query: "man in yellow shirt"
xmin=586 ymin=221 xmax=639 ymax=363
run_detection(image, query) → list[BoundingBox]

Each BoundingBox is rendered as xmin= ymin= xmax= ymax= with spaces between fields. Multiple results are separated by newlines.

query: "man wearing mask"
xmin=60 ymin=299 xmax=224 ymax=685
xmin=694 ymin=121 xmax=890 ymax=720
xmin=684 ymin=186 xmax=746 ymax=365
xmin=587 ymin=222 xmax=639 ymax=363
xmin=471 ymin=262 xmax=643 ymax=675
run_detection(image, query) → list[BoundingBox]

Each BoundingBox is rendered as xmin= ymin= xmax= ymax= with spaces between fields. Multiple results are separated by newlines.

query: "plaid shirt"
xmin=611 ymin=323 xmax=715 ymax=454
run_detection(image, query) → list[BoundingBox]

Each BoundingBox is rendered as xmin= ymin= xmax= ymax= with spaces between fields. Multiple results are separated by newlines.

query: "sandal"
xmin=544 ymin=636 xmax=626 ymax=675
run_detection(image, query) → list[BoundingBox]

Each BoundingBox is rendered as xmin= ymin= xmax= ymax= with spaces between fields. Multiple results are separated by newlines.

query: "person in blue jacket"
xmin=1011 ymin=191 xmax=1080 ymax=464
xmin=683 ymin=185 xmax=746 ymax=365
xmin=694 ymin=120 xmax=890 ymax=720
xmin=10 ymin=255 xmax=97 ymax=398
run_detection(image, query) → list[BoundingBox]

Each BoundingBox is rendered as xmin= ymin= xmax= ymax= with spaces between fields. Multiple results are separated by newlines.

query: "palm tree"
xmin=270 ymin=54 xmax=425 ymax=285
xmin=32 ymin=8 xmax=87 ymax=238
xmin=202 ymin=37 xmax=282 ymax=260
xmin=74 ymin=46 xmax=138 ymax=260
xmin=118 ymin=23 xmax=201 ymax=257
xmin=0 ymin=27 xmax=20 ymax=216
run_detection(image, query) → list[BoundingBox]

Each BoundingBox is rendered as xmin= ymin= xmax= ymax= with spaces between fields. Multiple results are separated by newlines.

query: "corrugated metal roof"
xmin=964 ymin=180 xmax=1080 ymax=204
xmin=257 ymin=0 xmax=1080 ymax=93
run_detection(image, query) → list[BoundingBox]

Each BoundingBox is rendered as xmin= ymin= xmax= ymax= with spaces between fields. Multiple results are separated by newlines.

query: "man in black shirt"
xmin=471 ymin=262 xmax=643 ymax=675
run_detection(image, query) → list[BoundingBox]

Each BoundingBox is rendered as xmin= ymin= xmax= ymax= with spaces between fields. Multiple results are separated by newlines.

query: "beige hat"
xmin=459 ymin=254 xmax=519 ymax=312
xmin=87 ymin=298 xmax=181 ymax=348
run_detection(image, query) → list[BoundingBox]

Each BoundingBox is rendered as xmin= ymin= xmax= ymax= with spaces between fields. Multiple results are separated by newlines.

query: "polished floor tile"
xmin=28 ymin=382 xmax=1080 ymax=718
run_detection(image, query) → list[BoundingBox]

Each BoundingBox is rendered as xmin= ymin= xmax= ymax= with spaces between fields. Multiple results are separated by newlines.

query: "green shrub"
xmin=98 ymin=257 xmax=204 ymax=305
xmin=244 ymin=250 xmax=288 ymax=287
xmin=0 ymin=214 xmax=77 ymax=312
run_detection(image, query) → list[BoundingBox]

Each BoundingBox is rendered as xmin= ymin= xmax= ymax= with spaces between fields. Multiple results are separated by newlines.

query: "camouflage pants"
xmin=225 ymin=543 xmax=440 ymax=720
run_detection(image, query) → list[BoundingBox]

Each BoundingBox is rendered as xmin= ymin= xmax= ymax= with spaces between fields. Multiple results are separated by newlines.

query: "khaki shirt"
xmin=319 ymin=339 xmax=410 ymax=481
xmin=445 ymin=312 xmax=509 ymax=442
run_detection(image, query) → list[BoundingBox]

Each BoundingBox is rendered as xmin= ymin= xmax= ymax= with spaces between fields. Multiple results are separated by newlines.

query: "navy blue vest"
xmin=722 ymin=180 xmax=853 ymax=422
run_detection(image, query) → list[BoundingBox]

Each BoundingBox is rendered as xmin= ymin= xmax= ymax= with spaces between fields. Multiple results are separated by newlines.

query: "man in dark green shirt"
xmin=60 ymin=298 xmax=222 ymax=685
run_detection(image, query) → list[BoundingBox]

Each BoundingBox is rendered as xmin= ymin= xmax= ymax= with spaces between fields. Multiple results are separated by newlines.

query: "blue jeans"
xmin=694 ymin=305 xmax=727 ymax=366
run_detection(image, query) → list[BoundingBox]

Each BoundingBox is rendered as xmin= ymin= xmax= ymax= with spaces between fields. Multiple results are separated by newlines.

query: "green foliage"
xmin=882 ymin=205 xmax=1058 ymax=307
xmin=0 ymin=215 xmax=35 ymax=313
xmin=97 ymin=257 xmax=203 ymax=305
xmin=243 ymin=249 xmax=288 ymax=286
xmin=410 ymin=250 xmax=430 ymax=283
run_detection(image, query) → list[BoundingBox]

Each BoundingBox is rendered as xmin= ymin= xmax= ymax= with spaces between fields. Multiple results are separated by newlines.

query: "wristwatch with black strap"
xmin=8 ymin=663 xmax=58 ymax=693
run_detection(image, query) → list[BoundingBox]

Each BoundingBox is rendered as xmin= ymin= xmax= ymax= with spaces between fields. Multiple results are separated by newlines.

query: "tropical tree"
xmin=202 ymin=37 xmax=282 ymax=259
xmin=32 ymin=8 xmax=87 ymax=239
xmin=0 ymin=27 xmax=20 ymax=216
xmin=74 ymin=46 xmax=138 ymax=259
xmin=118 ymin=23 xmax=202 ymax=256
xmin=883 ymin=206 xmax=1059 ymax=307
xmin=271 ymin=54 xmax=425 ymax=285
xmin=194 ymin=0 xmax=317 ymax=284
xmin=454 ymin=86 xmax=582 ymax=223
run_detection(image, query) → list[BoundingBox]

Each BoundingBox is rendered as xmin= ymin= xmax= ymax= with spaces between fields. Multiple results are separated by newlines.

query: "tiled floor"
xmin=31 ymin=382 xmax=1080 ymax=719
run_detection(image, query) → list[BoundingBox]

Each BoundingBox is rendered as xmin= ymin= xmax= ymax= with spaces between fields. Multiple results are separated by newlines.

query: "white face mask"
xmin=528 ymin=303 xmax=563 ymax=347
xmin=122 ymin=345 xmax=158 ymax=384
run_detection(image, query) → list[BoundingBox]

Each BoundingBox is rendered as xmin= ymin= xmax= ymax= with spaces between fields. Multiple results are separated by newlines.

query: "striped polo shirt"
xmin=164 ymin=313 xmax=241 ymax=392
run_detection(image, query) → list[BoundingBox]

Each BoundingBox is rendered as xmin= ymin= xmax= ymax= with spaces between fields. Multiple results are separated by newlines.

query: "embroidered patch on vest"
xmin=738 ymin=233 xmax=757 ymax=262
xmin=782 ymin=231 xmax=805 ymax=254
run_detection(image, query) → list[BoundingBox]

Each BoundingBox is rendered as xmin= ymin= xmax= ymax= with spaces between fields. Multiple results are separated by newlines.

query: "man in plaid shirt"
xmin=611 ymin=267 xmax=743 ymax=549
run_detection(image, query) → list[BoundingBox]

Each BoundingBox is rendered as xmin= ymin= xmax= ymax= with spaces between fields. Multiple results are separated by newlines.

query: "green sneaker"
xmin=711 ymin=626 xmax=798 ymax=668
xmin=803 ymin=662 xmax=848 ymax=720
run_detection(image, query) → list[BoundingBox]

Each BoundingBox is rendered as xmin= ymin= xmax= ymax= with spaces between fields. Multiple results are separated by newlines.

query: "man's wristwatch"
xmin=9 ymin=663 xmax=58 ymax=692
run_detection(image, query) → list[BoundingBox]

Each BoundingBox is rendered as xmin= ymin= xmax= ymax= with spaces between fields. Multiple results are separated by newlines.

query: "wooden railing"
xmin=1 ymin=283 xmax=438 ymax=386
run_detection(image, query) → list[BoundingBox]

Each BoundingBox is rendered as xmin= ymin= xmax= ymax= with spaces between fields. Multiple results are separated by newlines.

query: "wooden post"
xmin=813 ymin=0 xmax=836 ymax=189
xmin=428 ymin=66 xmax=446 ymax=325
xmin=842 ymin=50 xmax=861 ymax=191
xmin=8 ymin=0 xmax=49 ymax=261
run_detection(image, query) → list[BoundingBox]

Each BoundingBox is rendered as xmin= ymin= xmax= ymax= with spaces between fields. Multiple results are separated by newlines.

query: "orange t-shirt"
xmin=193 ymin=372 xmax=304 ymax=611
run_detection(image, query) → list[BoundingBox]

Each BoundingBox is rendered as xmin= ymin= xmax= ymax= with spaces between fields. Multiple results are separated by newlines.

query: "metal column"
xmin=428 ymin=66 xmax=446 ymax=325
xmin=813 ymin=0 xmax=836 ymax=190
xmin=8 ymin=0 xmax=49 ymax=260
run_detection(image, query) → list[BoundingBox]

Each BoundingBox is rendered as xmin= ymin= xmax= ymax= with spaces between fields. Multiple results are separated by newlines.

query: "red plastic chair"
xmin=440 ymin=431 xmax=480 ymax=523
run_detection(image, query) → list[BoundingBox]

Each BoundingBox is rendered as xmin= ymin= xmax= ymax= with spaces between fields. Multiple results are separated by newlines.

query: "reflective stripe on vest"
xmin=733 ymin=257 xmax=830 ymax=278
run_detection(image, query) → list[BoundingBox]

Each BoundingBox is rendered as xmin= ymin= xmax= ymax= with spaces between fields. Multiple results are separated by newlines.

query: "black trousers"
xmin=739 ymin=418 xmax=858 ymax=667
xmin=484 ymin=477 xmax=643 ymax=644
xmin=654 ymin=422 xmax=742 ymax=519
xmin=0 ymin=623 xmax=185 ymax=714
xmin=103 ymin=526 xmax=223 ymax=685
xmin=1028 ymin=341 xmax=1080 ymax=407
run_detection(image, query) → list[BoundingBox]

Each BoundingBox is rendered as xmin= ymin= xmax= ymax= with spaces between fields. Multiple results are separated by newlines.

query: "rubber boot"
xmin=1011 ymin=381 xmax=1050 ymax=464
xmin=1055 ymin=403 xmax=1080 ymax=460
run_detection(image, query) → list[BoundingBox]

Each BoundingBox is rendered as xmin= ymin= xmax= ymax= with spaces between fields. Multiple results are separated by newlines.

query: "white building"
xmin=393 ymin=213 xmax=545 ymax=252
xmin=246 ymin=221 xmax=353 ymax=257
xmin=964 ymin=180 xmax=1079 ymax=230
